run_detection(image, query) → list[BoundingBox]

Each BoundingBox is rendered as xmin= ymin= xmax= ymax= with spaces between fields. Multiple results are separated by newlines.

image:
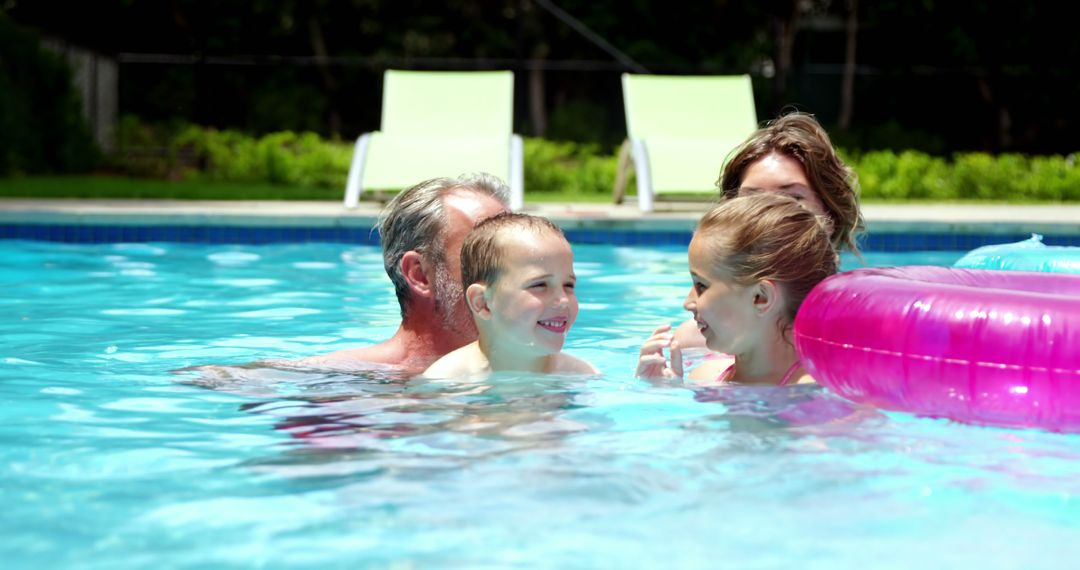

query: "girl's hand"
xmin=635 ymin=324 xmax=684 ymax=380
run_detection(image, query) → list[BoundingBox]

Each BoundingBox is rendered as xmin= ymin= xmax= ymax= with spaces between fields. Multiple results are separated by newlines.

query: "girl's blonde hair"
xmin=696 ymin=193 xmax=838 ymax=327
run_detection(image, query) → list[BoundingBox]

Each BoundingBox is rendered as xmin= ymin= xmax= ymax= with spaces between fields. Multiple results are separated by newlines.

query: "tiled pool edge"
xmin=2 ymin=200 xmax=1078 ymax=249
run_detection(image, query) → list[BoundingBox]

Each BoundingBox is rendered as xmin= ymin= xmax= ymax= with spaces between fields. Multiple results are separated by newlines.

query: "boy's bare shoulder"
xmin=555 ymin=353 xmax=600 ymax=375
xmin=422 ymin=343 xmax=487 ymax=378
xmin=421 ymin=352 xmax=463 ymax=378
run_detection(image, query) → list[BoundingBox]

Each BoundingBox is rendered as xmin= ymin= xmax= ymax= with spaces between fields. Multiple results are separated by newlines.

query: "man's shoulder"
xmin=299 ymin=344 xmax=399 ymax=368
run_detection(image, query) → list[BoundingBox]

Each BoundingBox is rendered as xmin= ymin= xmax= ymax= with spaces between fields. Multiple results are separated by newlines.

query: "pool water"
xmin=3 ymin=240 xmax=1079 ymax=568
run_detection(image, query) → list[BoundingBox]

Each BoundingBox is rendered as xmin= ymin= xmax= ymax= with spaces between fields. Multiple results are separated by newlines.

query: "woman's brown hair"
xmin=718 ymin=112 xmax=864 ymax=256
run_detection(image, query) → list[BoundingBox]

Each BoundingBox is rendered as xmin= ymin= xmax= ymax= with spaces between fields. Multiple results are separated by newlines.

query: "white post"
xmin=630 ymin=139 xmax=654 ymax=213
xmin=509 ymin=135 xmax=525 ymax=211
xmin=343 ymin=133 xmax=372 ymax=209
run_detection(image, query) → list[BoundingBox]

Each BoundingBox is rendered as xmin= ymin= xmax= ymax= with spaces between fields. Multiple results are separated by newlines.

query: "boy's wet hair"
xmin=460 ymin=212 xmax=566 ymax=288
xmin=696 ymin=193 xmax=838 ymax=326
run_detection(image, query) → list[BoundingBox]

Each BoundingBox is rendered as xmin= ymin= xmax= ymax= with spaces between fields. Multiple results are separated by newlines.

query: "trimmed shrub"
xmin=855 ymin=150 xmax=951 ymax=200
xmin=853 ymin=150 xmax=1080 ymax=202
xmin=115 ymin=118 xmax=352 ymax=189
xmin=523 ymin=138 xmax=620 ymax=195
xmin=111 ymin=117 xmax=1080 ymax=202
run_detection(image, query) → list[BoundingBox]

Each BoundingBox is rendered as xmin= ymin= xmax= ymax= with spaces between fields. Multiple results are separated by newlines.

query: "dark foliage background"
xmin=4 ymin=0 xmax=1079 ymax=159
xmin=0 ymin=16 xmax=98 ymax=174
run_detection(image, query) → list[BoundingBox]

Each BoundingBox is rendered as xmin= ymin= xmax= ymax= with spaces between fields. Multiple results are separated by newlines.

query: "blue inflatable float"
xmin=953 ymin=234 xmax=1080 ymax=274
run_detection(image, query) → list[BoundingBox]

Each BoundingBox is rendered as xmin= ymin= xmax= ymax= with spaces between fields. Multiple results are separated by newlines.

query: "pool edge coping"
xmin=1 ymin=198 xmax=1078 ymax=235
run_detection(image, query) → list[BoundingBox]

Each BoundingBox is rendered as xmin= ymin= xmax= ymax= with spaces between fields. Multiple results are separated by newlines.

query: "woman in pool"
xmin=672 ymin=112 xmax=864 ymax=350
xmin=636 ymin=193 xmax=838 ymax=385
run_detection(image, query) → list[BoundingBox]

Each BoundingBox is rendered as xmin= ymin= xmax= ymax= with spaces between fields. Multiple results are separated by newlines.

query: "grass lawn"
xmin=0 ymin=175 xmax=340 ymax=200
xmin=0 ymin=175 xmax=618 ymax=203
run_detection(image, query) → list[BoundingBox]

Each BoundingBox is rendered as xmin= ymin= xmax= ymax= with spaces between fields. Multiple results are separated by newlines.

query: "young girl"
xmin=673 ymin=112 xmax=864 ymax=350
xmin=636 ymin=193 xmax=837 ymax=385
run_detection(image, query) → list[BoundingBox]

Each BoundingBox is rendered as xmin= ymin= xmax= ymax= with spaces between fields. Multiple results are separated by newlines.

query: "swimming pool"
xmin=3 ymin=238 xmax=1080 ymax=568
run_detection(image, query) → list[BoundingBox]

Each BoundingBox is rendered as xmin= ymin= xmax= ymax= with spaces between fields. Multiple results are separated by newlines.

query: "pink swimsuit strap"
xmin=718 ymin=360 xmax=802 ymax=386
xmin=778 ymin=360 xmax=802 ymax=386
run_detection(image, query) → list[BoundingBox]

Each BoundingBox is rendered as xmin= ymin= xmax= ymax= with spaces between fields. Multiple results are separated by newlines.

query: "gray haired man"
xmin=302 ymin=173 xmax=510 ymax=376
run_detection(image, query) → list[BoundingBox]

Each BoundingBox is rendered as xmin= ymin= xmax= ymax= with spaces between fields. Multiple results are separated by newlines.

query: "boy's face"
xmin=483 ymin=229 xmax=578 ymax=356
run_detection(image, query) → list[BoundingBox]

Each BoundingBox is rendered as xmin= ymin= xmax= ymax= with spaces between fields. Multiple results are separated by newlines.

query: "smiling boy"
xmin=422 ymin=212 xmax=598 ymax=377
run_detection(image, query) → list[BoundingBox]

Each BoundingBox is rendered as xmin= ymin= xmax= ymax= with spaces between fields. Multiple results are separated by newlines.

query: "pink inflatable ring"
xmin=793 ymin=266 xmax=1080 ymax=432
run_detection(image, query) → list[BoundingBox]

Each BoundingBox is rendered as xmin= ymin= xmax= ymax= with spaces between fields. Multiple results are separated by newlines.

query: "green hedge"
xmin=113 ymin=117 xmax=354 ymax=189
xmin=523 ymin=138 xmax=622 ymax=195
xmin=111 ymin=119 xmax=1080 ymax=202
xmin=848 ymin=149 xmax=1080 ymax=201
xmin=112 ymin=118 xmax=624 ymax=196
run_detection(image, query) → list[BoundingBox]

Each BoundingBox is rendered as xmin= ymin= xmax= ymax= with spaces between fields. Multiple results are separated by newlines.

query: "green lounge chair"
xmin=616 ymin=74 xmax=757 ymax=212
xmin=344 ymin=70 xmax=524 ymax=210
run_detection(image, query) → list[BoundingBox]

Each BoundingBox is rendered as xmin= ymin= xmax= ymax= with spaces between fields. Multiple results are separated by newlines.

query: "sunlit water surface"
xmin=2 ymin=240 xmax=1078 ymax=568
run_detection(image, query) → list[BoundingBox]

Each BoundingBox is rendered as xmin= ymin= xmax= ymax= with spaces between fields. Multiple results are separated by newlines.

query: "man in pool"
xmin=299 ymin=173 xmax=510 ymax=375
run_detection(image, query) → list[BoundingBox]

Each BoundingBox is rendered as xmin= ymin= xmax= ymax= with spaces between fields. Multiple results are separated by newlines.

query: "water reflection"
xmin=691 ymin=383 xmax=875 ymax=432
xmin=178 ymin=363 xmax=592 ymax=477
xmin=172 ymin=358 xmax=1080 ymax=507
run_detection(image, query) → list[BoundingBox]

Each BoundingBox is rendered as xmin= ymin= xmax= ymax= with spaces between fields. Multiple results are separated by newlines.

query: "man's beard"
xmin=432 ymin=262 xmax=476 ymax=344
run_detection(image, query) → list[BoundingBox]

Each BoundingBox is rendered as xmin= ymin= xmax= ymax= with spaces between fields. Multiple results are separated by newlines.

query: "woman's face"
xmin=736 ymin=152 xmax=827 ymax=217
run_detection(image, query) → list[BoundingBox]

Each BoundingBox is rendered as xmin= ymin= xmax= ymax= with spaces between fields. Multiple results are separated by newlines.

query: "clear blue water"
xmin=3 ymin=240 xmax=1079 ymax=569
